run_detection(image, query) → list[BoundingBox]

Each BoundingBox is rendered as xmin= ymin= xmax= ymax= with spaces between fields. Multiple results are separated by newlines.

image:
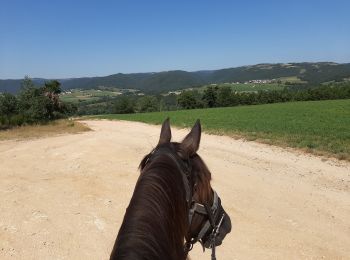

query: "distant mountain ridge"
xmin=1 ymin=62 xmax=350 ymax=94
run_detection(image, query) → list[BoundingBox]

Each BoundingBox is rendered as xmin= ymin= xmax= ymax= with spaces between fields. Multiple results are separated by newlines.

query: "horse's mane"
xmin=140 ymin=143 xmax=212 ymax=203
xmin=111 ymin=148 xmax=187 ymax=259
xmin=110 ymin=143 xmax=213 ymax=260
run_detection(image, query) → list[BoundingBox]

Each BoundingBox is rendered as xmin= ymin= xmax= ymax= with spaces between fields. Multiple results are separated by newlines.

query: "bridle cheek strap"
xmin=187 ymin=191 xmax=220 ymax=246
xmin=147 ymin=146 xmax=223 ymax=259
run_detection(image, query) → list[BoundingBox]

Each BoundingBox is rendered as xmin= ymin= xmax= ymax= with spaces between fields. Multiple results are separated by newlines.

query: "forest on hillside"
xmin=1 ymin=62 xmax=350 ymax=94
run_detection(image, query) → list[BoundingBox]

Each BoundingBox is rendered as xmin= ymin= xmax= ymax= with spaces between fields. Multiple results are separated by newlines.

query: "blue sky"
xmin=1 ymin=0 xmax=350 ymax=79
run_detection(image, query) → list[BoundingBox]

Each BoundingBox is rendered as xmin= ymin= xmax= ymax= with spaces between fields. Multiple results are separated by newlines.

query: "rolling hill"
xmin=1 ymin=62 xmax=350 ymax=94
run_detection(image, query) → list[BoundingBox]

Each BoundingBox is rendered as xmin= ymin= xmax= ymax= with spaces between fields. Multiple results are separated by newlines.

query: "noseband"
xmin=144 ymin=146 xmax=225 ymax=260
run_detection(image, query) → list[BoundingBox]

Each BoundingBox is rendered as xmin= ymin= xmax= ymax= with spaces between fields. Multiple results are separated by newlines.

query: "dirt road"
xmin=0 ymin=120 xmax=349 ymax=260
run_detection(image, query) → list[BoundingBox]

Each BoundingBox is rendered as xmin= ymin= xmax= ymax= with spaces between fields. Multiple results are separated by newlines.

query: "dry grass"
xmin=0 ymin=119 xmax=90 ymax=141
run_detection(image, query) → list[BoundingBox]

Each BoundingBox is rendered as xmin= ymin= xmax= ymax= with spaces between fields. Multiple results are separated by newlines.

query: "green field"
xmin=60 ymin=88 xmax=139 ymax=104
xmin=277 ymin=76 xmax=306 ymax=83
xmin=93 ymin=99 xmax=350 ymax=160
xmin=60 ymin=89 xmax=121 ymax=103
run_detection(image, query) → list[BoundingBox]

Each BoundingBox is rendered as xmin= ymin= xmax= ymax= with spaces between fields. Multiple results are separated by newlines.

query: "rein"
xmin=144 ymin=146 xmax=224 ymax=260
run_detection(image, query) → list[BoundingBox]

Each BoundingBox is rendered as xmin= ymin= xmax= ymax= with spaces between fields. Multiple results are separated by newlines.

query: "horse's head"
xmin=142 ymin=118 xmax=232 ymax=252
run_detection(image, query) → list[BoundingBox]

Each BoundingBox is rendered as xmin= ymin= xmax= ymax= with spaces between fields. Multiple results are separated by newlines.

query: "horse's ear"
xmin=158 ymin=117 xmax=172 ymax=145
xmin=180 ymin=119 xmax=201 ymax=156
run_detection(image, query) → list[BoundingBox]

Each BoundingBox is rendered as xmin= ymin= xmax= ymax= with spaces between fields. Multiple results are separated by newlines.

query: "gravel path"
xmin=0 ymin=120 xmax=349 ymax=259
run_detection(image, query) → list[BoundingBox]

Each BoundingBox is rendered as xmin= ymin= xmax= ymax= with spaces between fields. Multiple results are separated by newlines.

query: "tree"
xmin=216 ymin=86 xmax=234 ymax=107
xmin=21 ymin=75 xmax=35 ymax=90
xmin=0 ymin=93 xmax=18 ymax=125
xmin=160 ymin=93 xmax=177 ymax=111
xmin=177 ymin=91 xmax=198 ymax=109
xmin=202 ymin=86 xmax=217 ymax=108
xmin=44 ymin=80 xmax=62 ymax=94
xmin=17 ymin=77 xmax=55 ymax=122
xmin=18 ymin=85 xmax=52 ymax=123
xmin=114 ymin=96 xmax=135 ymax=114
xmin=137 ymin=96 xmax=159 ymax=112
xmin=43 ymin=80 xmax=63 ymax=118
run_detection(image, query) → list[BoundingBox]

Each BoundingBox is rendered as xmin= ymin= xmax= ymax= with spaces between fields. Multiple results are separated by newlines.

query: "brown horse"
xmin=110 ymin=119 xmax=231 ymax=260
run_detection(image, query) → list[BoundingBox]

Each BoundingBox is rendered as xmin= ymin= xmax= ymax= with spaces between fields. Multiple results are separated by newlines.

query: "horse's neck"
xmin=111 ymin=168 xmax=187 ymax=260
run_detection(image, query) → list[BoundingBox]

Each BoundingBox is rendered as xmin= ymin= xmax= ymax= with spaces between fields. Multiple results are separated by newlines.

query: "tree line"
xmin=2 ymin=78 xmax=350 ymax=121
xmin=75 ymin=93 xmax=179 ymax=115
xmin=177 ymin=83 xmax=350 ymax=109
xmin=76 ymin=82 xmax=350 ymax=115
xmin=0 ymin=77 xmax=76 ymax=127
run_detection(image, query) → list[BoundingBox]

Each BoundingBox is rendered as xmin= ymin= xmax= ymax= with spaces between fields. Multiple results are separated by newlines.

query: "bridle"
xmin=143 ymin=146 xmax=225 ymax=260
xmin=185 ymin=191 xmax=225 ymax=260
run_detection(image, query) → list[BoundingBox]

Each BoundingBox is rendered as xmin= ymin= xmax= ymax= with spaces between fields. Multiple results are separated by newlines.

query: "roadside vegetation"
xmin=0 ymin=77 xmax=77 ymax=128
xmin=93 ymin=99 xmax=350 ymax=161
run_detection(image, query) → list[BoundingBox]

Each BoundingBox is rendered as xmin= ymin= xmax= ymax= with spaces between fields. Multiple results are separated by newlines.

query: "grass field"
xmin=60 ymin=88 xmax=125 ymax=104
xmin=277 ymin=76 xmax=306 ymax=84
xmin=0 ymin=120 xmax=90 ymax=141
xmin=93 ymin=99 xmax=350 ymax=160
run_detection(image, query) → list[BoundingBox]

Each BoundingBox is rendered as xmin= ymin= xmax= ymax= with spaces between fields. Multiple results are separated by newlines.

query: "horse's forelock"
xmin=113 ymin=147 xmax=189 ymax=259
